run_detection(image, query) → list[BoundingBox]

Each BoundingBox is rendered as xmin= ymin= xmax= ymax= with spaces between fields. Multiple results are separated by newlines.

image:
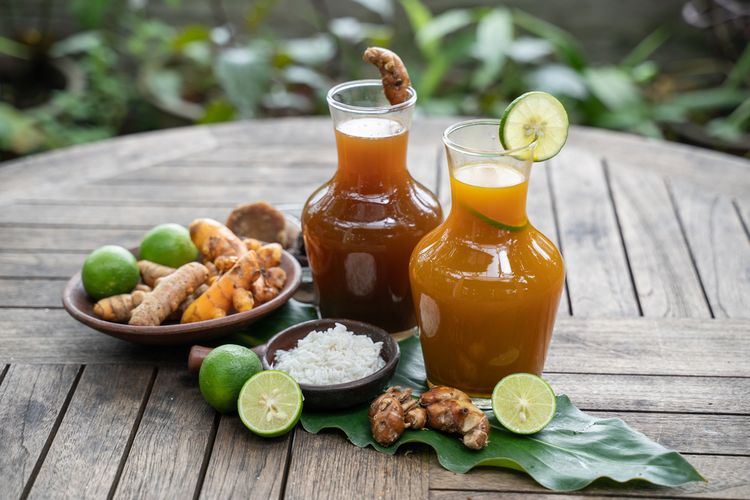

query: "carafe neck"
xmin=334 ymin=125 xmax=410 ymax=193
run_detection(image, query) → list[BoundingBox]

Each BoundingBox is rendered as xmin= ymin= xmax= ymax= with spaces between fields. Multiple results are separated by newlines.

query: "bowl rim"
xmin=62 ymin=248 xmax=302 ymax=336
xmin=263 ymin=318 xmax=400 ymax=392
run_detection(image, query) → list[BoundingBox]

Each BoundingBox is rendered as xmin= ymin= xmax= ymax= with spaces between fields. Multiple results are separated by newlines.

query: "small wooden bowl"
xmin=62 ymin=249 xmax=302 ymax=346
xmin=262 ymin=319 xmax=400 ymax=410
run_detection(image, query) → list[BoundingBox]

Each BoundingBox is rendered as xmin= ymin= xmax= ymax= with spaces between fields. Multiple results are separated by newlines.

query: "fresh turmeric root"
xmin=214 ymin=254 xmax=239 ymax=273
xmin=94 ymin=289 xmax=148 ymax=322
xmin=189 ymin=218 xmax=247 ymax=262
xmin=129 ymin=262 xmax=209 ymax=326
xmin=181 ymin=251 xmax=261 ymax=323
xmin=363 ymin=47 xmax=411 ymax=105
xmin=369 ymin=387 xmax=427 ymax=446
xmin=257 ymin=243 xmax=282 ymax=268
xmin=419 ymin=386 xmax=490 ymax=450
xmin=138 ymin=260 xmax=175 ymax=287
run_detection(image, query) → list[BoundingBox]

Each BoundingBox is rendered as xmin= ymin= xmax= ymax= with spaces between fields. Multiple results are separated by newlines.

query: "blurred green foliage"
xmin=0 ymin=0 xmax=747 ymax=159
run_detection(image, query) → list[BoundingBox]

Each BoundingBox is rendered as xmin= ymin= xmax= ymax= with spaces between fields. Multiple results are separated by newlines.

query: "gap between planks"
xmin=191 ymin=412 xmax=221 ymax=500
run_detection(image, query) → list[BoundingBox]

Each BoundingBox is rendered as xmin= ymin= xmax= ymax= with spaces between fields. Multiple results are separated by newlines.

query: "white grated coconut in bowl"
xmin=273 ymin=323 xmax=386 ymax=386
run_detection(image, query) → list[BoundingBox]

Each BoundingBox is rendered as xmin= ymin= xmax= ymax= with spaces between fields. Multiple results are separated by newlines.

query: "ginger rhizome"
xmin=369 ymin=387 xmax=426 ymax=446
xmin=189 ymin=218 xmax=247 ymax=262
xmin=94 ymin=289 xmax=148 ymax=322
xmin=181 ymin=250 xmax=261 ymax=323
xmin=419 ymin=386 xmax=490 ymax=450
xmin=129 ymin=262 xmax=209 ymax=326
xmin=138 ymin=260 xmax=175 ymax=287
xmin=363 ymin=47 xmax=411 ymax=105
xmin=369 ymin=386 xmax=490 ymax=449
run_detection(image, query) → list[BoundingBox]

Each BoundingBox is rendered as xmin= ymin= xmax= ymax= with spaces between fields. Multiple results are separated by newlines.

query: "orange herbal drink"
xmin=409 ymin=120 xmax=564 ymax=397
xmin=302 ymin=80 xmax=442 ymax=334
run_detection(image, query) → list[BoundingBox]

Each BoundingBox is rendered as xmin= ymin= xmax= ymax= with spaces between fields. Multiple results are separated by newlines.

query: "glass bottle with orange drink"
xmin=302 ymin=80 xmax=442 ymax=334
xmin=409 ymin=116 xmax=566 ymax=397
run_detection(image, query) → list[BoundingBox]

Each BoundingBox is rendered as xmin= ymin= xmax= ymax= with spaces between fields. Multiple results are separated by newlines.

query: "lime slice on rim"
xmin=500 ymin=91 xmax=569 ymax=161
xmin=492 ymin=373 xmax=556 ymax=434
xmin=238 ymin=370 xmax=303 ymax=437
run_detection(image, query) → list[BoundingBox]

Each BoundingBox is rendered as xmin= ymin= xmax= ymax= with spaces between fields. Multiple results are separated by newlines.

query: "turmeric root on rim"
xmin=363 ymin=47 xmax=412 ymax=105
xmin=257 ymin=243 xmax=282 ymax=269
xmin=189 ymin=218 xmax=247 ymax=263
xmin=129 ymin=262 xmax=209 ymax=326
xmin=138 ymin=260 xmax=175 ymax=287
xmin=419 ymin=386 xmax=490 ymax=450
xmin=93 ymin=290 xmax=148 ymax=322
xmin=181 ymin=251 xmax=262 ymax=323
xmin=232 ymin=287 xmax=255 ymax=312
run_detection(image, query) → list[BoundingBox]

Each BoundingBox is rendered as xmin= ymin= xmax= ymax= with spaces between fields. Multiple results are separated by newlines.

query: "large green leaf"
xmin=301 ymin=337 xmax=704 ymax=492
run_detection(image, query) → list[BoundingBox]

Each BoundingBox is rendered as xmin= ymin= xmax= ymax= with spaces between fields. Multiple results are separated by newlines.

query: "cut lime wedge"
xmin=238 ymin=370 xmax=303 ymax=437
xmin=500 ymin=91 xmax=569 ymax=161
xmin=492 ymin=373 xmax=556 ymax=434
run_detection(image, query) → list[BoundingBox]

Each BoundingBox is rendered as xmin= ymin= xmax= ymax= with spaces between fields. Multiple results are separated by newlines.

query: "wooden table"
xmin=1 ymin=118 xmax=748 ymax=499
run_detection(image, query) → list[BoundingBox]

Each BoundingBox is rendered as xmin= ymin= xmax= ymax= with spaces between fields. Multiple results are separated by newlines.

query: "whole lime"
xmin=81 ymin=245 xmax=140 ymax=300
xmin=139 ymin=223 xmax=198 ymax=268
xmin=199 ymin=344 xmax=263 ymax=413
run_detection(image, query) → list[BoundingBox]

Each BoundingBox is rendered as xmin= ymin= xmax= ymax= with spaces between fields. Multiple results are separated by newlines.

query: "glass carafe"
xmin=409 ymin=119 xmax=565 ymax=397
xmin=302 ymin=80 xmax=442 ymax=334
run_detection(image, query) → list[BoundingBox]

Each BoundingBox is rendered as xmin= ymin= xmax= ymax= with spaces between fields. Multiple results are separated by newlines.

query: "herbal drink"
xmin=409 ymin=120 xmax=564 ymax=397
xmin=302 ymin=80 xmax=441 ymax=334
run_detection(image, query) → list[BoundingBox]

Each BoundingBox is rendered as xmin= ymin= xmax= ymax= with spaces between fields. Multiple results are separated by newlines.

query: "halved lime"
xmin=238 ymin=370 xmax=303 ymax=437
xmin=499 ymin=91 xmax=569 ymax=161
xmin=492 ymin=373 xmax=556 ymax=434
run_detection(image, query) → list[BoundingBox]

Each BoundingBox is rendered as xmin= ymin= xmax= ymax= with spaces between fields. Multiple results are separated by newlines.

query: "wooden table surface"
xmin=0 ymin=117 xmax=748 ymax=500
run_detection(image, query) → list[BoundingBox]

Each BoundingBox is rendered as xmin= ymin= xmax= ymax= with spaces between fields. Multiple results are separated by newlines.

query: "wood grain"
xmin=29 ymin=365 xmax=152 ymax=499
xmin=0 ymin=278 xmax=66 ymax=308
xmin=429 ymin=454 xmax=749 ymax=498
xmin=113 ymin=367 xmax=215 ymax=500
xmin=430 ymin=492 xmax=600 ymax=500
xmin=550 ymin=148 xmax=639 ymax=317
xmin=285 ymin=428 xmax=429 ymax=500
xmin=0 ymin=364 xmax=79 ymax=499
xmin=199 ymin=416 xmax=291 ymax=499
xmin=608 ymin=163 xmax=710 ymax=318
xmin=0 ymin=252 xmax=85 ymax=278
xmin=0 ymin=227 xmax=144 ymax=252
xmin=670 ymin=181 xmax=750 ymax=318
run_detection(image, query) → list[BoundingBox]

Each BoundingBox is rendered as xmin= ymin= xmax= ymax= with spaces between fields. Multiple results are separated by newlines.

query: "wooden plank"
xmin=0 ymin=227 xmax=144 ymax=252
xmin=0 ymin=364 xmax=80 ymax=499
xmin=199 ymin=416 xmax=290 ymax=499
xmin=1 ymin=311 xmax=748 ymax=378
xmin=0 ymin=309 xmax=185 ymax=365
xmin=430 ymin=454 xmax=749 ymax=498
xmin=113 ymin=367 xmax=215 ymax=500
xmin=608 ymin=163 xmax=710 ymax=318
xmin=670 ymin=181 xmax=750 ymax=318
xmin=0 ymin=252 xmax=85 ymax=278
xmin=162 ymin=146 xmax=337 ymax=165
xmin=29 ymin=365 xmax=153 ymax=499
xmin=285 ymin=428 xmax=429 ymax=500
xmin=550 ymin=148 xmax=639 ymax=317
xmin=545 ymin=373 xmax=750 ymax=415
xmin=0 ymin=278 xmax=66 ymax=308
xmin=430 ymin=492 xmax=598 ymax=500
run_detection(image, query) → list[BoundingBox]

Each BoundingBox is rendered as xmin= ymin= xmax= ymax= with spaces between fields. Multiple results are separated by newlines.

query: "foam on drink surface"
xmin=337 ymin=118 xmax=404 ymax=138
xmin=454 ymin=163 xmax=525 ymax=188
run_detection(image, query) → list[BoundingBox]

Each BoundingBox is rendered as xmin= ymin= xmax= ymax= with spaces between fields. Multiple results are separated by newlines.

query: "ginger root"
xmin=94 ymin=290 xmax=148 ymax=322
xmin=189 ymin=218 xmax=247 ymax=262
xmin=181 ymin=250 xmax=262 ymax=323
xmin=138 ymin=260 xmax=175 ymax=288
xmin=363 ymin=47 xmax=411 ymax=105
xmin=419 ymin=386 xmax=490 ymax=450
xmin=369 ymin=387 xmax=427 ymax=446
xmin=129 ymin=262 xmax=209 ymax=326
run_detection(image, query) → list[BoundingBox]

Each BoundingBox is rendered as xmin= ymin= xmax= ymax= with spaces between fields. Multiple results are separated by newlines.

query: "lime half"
xmin=492 ymin=373 xmax=556 ymax=434
xmin=500 ymin=91 xmax=569 ymax=161
xmin=238 ymin=370 xmax=303 ymax=437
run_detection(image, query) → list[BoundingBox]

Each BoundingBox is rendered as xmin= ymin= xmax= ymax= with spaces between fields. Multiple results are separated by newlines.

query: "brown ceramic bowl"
xmin=62 ymin=248 xmax=302 ymax=346
xmin=261 ymin=319 xmax=400 ymax=410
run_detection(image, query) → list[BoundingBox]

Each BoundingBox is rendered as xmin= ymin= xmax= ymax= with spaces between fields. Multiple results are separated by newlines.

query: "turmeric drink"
xmin=302 ymin=80 xmax=441 ymax=334
xmin=410 ymin=119 xmax=564 ymax=397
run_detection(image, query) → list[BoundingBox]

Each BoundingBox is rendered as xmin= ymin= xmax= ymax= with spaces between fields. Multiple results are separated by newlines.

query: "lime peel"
xmin=499 ymin=91 xmax=569 ymax=162
xmin=238 ymin=370 xmax=303 ymax=437
xmin=492 ymin=373 xmax=556 ymax=435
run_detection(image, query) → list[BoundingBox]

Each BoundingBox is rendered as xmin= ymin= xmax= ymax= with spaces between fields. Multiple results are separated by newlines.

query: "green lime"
xmin=81 ymin=245 xmax=140 ymax=300
xmin=499 ymin=91 xmax=569 ymax=161
xmin=139 ymin=223 xmax=198 ymax=268
xmin=199 ymin=345 xmax=263 ymax=413
xmin=492 ymin=373 xmax=556 ymax=434
xmin=238 ymin=370 xmax=303 ymax=437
